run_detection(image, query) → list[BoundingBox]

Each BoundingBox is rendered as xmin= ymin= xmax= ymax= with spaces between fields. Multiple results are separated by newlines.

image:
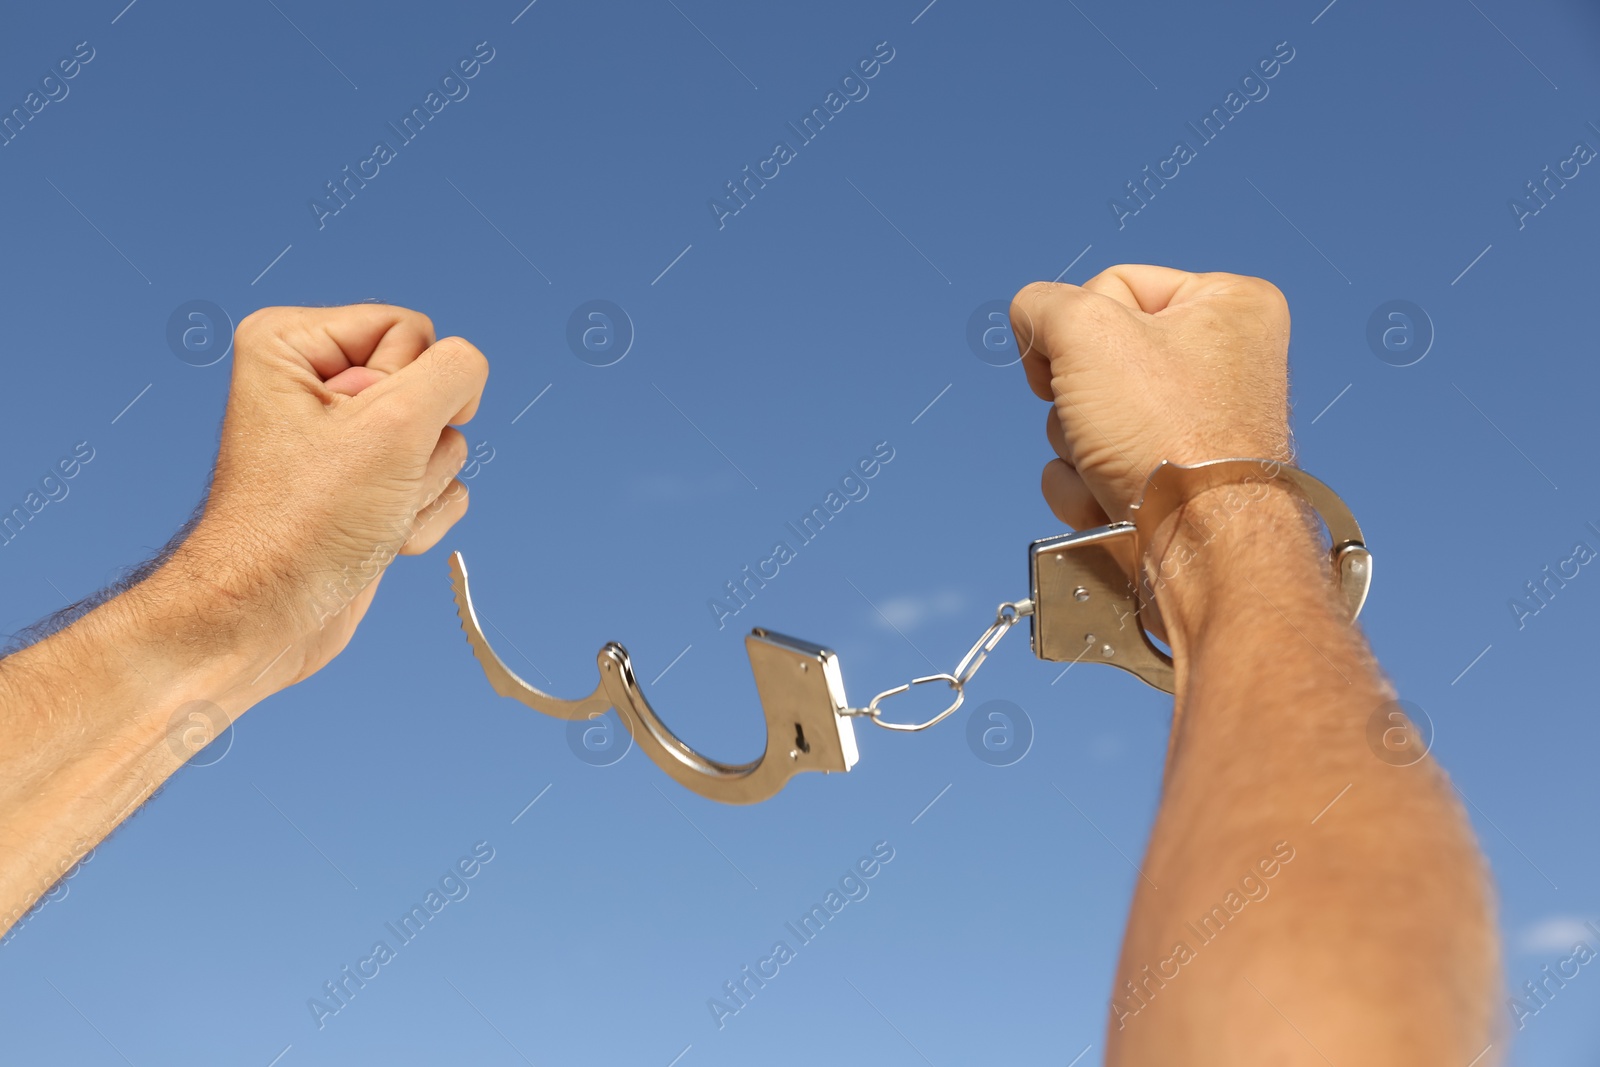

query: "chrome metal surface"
xmin=449 ymin=552 xmax=857 ymax=804
xmin=848 ymin=599 xmax=1035 ymax=732
xmin=1027 ymin=459 xmax=1372 ymax=695
xmin=1127 ymin=458 xmax=1372 ymax=619
xmin=444 ymin=459 xmax=1370 ymax=800
xmin=1028 ymin=524 xmax=1175 ymax=693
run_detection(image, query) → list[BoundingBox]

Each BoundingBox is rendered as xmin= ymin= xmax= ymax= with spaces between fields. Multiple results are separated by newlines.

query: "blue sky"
xmin=2 ymin=0 xmax=1598 ymax=1063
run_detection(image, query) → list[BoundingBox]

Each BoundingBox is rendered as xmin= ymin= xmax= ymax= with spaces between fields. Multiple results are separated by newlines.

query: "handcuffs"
xmin=449 ymin=459 xmax=1371 ymax=805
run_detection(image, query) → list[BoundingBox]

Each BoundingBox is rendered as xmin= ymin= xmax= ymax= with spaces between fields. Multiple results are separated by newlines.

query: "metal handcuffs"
xmin=448 ymin=459 xmax=1371 ymax=805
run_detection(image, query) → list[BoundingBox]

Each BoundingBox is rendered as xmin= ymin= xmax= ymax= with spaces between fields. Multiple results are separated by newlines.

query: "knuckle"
xmin=388 ymin=306 xmax=435 ymax=346
xmin=1092 ymin=263 xmax=1141 ymax=283
xmin=1245 ymin=274 xmax=1286 ymax=303
xmin=1012 ymin=280 xmax=1081 ymax=310
xmin=438 ymin=478 xmax=470 ymax=512
xmin=443 ymin=426 xmax=469 ymax=465
xmin=1012 ymin=280 xmax=1050 ymax=307
xmin=361 ymin=301 xmax=431 ymax=325
xmin=1229 ymin=273 xmax=1289 ymax=313
xmin=334 ymin=303 xmax=435 ymax=348
xmin=235 ymin=306 xmax=289 ymax=346
xmin=437 ymin=336 xmax=488 ymax=372
xmin=1045 ymin=411 xmax=1072 ymax=458
xmin=1012 ymin=282 xmax=1092 ymax=349
xmin=1090 ymin=262 xmax=1158 ymax=288
xmin=435 ymin=339 xmax=490 ymax=397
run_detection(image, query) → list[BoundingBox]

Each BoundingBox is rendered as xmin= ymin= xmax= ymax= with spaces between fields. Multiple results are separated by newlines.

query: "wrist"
xmin=1141 ymin=481 xmax=1329 ymax=642
xmin=111 ymin=550 xmax=285 ymax=721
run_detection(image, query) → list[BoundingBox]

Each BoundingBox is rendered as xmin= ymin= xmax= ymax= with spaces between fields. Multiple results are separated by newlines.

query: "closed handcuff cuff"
xmin=448 ymin=458 xmax=1372 ymax=805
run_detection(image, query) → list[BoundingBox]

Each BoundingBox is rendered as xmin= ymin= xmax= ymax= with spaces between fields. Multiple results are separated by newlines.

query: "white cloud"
xmin=872 ymin=591 xmax=966 ymax=632
xmin=1517 ymin=915 xmax=1600 ymax=955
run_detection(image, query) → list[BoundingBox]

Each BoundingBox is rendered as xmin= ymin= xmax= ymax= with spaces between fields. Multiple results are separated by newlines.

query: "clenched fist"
xmin=172 ymin=304 xmax=488 ymax=689
xmin=1011 ymin=265 xmax=1293 ymax=531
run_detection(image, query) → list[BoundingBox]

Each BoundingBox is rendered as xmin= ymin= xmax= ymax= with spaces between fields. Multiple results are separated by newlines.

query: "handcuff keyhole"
xmin=794 ymin=723 xmax=810 ymax=754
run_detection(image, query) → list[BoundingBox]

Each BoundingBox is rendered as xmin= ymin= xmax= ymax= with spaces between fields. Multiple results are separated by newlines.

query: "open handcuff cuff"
xmin=449 ymin=459 xmax=1372 ymax=805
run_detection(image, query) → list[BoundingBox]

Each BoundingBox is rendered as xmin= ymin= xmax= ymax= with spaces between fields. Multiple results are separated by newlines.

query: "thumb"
xmin=355 ymin=335 xmax=490 ymax=429
xmin=324 ymin=365 xmax=389 ymax=397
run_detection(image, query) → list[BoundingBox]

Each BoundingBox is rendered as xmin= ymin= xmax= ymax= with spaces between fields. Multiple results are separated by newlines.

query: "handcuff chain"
xmin=846 ymin=599 xmax=1034 ymax=732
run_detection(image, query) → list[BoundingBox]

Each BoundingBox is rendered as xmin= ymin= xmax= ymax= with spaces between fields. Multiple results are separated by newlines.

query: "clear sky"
xmin=2 ymin=0 xmax=1598 ymax=1064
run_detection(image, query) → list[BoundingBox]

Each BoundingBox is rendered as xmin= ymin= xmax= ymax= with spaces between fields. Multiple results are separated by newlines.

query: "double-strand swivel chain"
xmin=845 ymin=599 xmax=1035 ymax=732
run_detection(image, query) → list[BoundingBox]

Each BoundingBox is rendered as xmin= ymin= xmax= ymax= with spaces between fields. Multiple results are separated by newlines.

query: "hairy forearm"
xmin=0 ymin=304 xmax=479 ymax=939
xmin=1107 ymin=486 xmax=1498 ymax=1064
xmin=0 ymin=553 xmax=263 ymax=935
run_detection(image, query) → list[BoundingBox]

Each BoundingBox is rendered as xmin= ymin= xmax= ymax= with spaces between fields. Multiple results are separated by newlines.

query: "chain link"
xmin=845 ymin=598 xmax=1034 ymax=732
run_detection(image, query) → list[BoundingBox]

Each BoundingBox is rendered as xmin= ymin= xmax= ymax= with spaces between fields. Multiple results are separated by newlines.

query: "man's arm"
xmin=1013 ymin=266 xmax=1498 ymax=1064
xmin=0 ymin=304 xmax=488 ymax=936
